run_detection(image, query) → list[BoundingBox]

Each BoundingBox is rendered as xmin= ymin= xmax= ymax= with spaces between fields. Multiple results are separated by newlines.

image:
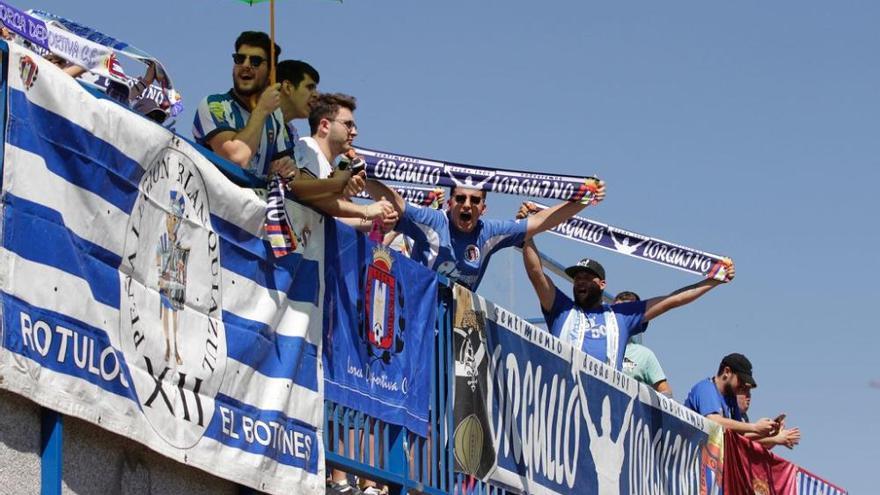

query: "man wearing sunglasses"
xmin=364 ymin=181 xmax=605 ymax=290
xmin=290 ymin=93 xmax=396 ymax=229
xmin=193 ymin=31 xmax=297 ymax=182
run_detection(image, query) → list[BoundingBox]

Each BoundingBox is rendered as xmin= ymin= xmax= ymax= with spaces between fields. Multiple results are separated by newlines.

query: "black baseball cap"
xmin=565 ymin=258 xmax=606 ymax=280
xmin=721 ymin=353 xmax=757 ymax=388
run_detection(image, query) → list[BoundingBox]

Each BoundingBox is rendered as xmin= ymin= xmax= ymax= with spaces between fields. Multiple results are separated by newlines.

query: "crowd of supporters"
xmin=194 ymin=30 xmax=802 ymax=493
xmin=5 ymin=26 xmax=800 ymax=494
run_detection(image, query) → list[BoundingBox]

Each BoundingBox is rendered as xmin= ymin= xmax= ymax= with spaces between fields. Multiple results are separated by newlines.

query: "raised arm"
xmin=524 ymin=181 xmax=605 ymax=240
xmin=576 ymin=373 xmax=599 ymax=440
xmin=616 ymin=396 xmax=637 ymax=442
xmin=521 ymin=239 xmax=557 ymax=313
xmin=643 ymin=262 xmax=734 ymax=322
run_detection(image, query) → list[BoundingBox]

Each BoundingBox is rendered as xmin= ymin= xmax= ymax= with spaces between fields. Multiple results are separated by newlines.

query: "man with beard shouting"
xmin=684 ymin=353 xmax=778 ymax=437
xmin=520 ymin=237 xmax=735 ymax=370
xmin=193 ymin=31 xmax=298 ymax=182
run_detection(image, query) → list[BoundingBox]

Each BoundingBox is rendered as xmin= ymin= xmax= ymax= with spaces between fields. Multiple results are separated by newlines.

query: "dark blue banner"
xmin=322 ymin=221 xmax=438 ymax=437
xmin=452 ymin=285 xmax=724 ymax=494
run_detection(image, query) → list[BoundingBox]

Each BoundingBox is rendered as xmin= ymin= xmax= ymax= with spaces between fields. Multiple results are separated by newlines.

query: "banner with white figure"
xmin=452 ymin=285 xmax=724 ymax=495
xmin=0 ymin=43 xmax=323 ymax=494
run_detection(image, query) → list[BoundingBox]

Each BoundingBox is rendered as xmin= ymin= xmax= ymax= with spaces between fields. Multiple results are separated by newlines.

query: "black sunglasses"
xmin=454 ymin=194 xmax=483 ymax=205
xmin=232 ymin=53 xmax=267 ymax=68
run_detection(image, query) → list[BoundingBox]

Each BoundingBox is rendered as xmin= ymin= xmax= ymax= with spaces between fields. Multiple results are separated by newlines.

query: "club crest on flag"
xmin=752 ymin=477 xmax=770 ymax=495
xmin=119 ymin=143 xmax=227 ymax=449
xmin=700 ymin=424 xmax=724 ymax=495
xmin=18 ymin=55 xmax=39 ymax=90
xmin=362 ymin=245 xmax=404 ymax=363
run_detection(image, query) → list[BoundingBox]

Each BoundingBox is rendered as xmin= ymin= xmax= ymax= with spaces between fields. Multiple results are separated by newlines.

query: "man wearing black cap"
xmin=683 ymin=353 xmax=777 ymax=436
xmin=521 ymin=238 xmax=735 ymax=370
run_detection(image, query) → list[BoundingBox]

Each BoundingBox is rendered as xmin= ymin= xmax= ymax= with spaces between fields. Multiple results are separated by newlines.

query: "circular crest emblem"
xmin=119 ymin=145 xmax=226 ymax=448
xmin=464 ymin=244 xmax=481 ymax=263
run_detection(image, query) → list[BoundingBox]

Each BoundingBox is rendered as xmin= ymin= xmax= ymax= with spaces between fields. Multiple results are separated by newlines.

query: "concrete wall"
xmin=0 ymin=389 xmax=42 ymax=495
xmin=0 ymin=389 xmax=240 ymax=495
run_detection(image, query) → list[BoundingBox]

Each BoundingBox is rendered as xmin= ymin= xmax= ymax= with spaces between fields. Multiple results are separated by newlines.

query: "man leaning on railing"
xmin=192 ymin=31 xmax=298 ymax=182
xmin=685 ymin=354 xmax=801 ymax=448
xmin=737 ymin=386 xmax=801 ymax=450
xmin=288 ymin=92 xmax=397 ymax=230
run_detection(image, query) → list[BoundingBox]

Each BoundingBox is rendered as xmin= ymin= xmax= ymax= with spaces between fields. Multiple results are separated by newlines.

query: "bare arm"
xmin=706 ymin=414 xmax=776 ymax=436
xmin=755 ymin=427 xmax=800 ymax=450
xmin=521 ymin=238 xmax=557 ymax=313
xmin=304 ymin=196 xmax=398 ymax=226
xmin=524 ymin=181 xmax=605 ymax=241
xmin=654 ymin=380 xmax=673 ymax=397
xmin=705 ymin=414 xmax=755 ymax=434
xmin=206 ymin=84 xmax=281 ymax=167
xmin=643 ymin=262 xmax=734 ymax=322
xmin=64 ymin=65 xmax=87 ymax=78
xmin=289 ymin=171 xmax=351 ymax=200
xmin=364 ymin=179 xmax=407 ymax=214
xmin=338 ymin=217 xmax=373 ymax=232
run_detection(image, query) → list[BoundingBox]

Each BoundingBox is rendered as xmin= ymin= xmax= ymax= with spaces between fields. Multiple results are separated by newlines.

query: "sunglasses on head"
xmin=453 ymin=194 xmax=483 ymax=205
xmin=232 ymin=53 xmax=266 ymax=68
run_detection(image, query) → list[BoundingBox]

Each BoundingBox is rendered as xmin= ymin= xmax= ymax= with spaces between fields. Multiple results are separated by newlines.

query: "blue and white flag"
xmin=452 ymin=285 xmax=723 ymax=495
xmin=0 ymin=43 xmax=324 ymax=494
xmin=797 ymin=468 xmax=848 ymax=495
xmin=322 ymin=223 xmax=438 ymax=437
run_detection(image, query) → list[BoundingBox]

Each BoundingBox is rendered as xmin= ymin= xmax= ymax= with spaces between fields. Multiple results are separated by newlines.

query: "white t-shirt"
xmin=294 ymin=136 xmax=333 ymax=179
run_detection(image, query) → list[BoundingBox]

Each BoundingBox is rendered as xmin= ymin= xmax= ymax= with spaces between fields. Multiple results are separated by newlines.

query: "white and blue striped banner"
xmin=0 ymin=43 xmax=324 ymax=494
xmin=798 ymin=469 xmax=848 ymax=495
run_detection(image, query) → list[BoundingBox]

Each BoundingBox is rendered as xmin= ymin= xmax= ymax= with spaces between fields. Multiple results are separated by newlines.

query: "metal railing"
xmin=322 ymin=284 xmax=458 ymax=495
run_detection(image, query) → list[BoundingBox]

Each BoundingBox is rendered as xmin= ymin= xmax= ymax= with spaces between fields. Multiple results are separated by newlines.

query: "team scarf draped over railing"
xmin=265 ymin=176 xmax=297 ymax=257
xmin=532 ymin=201 xmax=733 ymax=280
xmin=354 ymin=146 xmax=599 ymax=204
xmin=0 ymin=1 xmax=182 ymax=115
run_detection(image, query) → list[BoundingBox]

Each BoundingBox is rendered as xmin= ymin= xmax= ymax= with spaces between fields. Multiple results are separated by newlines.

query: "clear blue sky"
xmin=20 ymin=0 xmax=879 ymax=491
